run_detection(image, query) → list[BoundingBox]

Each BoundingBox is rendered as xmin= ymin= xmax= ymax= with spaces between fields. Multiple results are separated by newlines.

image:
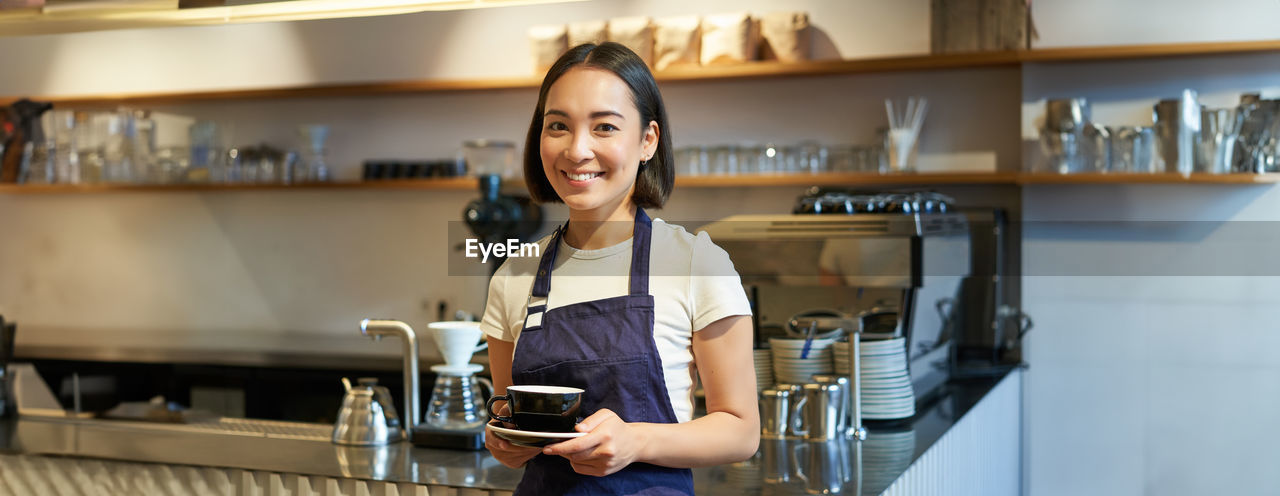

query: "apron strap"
xmin=530 ymin=224 xmax=563 ymax=299
xmin=628 ymin=208 xmax=652 ymax=296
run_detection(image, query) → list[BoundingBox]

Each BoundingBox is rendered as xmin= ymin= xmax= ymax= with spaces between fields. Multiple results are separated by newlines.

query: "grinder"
xmin=1 ymin=98 xmax=53 ymax=183
xmin=462 ymin=174 xmax=542 ymax=274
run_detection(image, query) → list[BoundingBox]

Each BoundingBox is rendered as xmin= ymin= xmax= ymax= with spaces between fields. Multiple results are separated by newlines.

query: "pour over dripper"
xmin=427 ymin=321 xmax=487 ymax=368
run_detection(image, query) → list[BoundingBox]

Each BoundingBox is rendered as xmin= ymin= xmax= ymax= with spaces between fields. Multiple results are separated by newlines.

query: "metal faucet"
xmin=359 ymin=319 xmax=420 ymax=431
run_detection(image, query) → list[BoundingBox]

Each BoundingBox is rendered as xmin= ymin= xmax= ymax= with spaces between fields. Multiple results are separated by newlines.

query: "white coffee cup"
xmin=428 ymin=321 xmax=487 ymax=367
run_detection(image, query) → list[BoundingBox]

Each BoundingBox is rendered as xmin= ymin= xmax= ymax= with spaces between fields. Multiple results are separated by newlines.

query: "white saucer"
xmin=431 ymin=364 xmax=484 ymax=376
xmin=487 ymin=422 xmax=586 ymax=447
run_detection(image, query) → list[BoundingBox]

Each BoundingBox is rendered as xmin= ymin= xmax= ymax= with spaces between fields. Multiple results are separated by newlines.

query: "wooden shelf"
xmin=5 ymin=172 xmax=1276 ymax=194
xmin=5 ymin=38 xmax=1278 ymax=107
xmin=12 ymin=77 xmax=546 ymax=108
xmin=1019 ymin=39 xmax=1280 ymax=63
xmin=1016 ymin=172 xmax=1280 ymax=185
xmin=675 ymin=171 xmax=1020 ymax=187
xmin=0 ymin=176 xmax=478 ymax=194
xmin=2 ymin=52 xmax=1024 ymax=107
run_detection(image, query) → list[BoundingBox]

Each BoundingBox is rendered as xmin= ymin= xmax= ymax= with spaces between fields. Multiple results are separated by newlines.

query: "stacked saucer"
xmin=754 ymin=349 xmax=775 ymax=392
xmin=769 ymin=337 xmax=835 ymax=384
xmin=858 ymin=337 xmax=915 ymax=420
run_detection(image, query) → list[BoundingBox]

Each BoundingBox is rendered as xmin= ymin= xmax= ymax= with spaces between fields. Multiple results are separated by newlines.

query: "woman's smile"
xmin=563 ymin=170 xmax=606 ymax=184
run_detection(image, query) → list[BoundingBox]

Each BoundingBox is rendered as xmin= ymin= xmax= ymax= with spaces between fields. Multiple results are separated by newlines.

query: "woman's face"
xmin=540 ymin=67 xmax=658 ymax=216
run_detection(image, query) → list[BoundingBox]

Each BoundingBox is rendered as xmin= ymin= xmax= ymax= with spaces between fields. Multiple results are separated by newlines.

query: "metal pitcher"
xmin=332 ymin=377 xmax=404 ymax=446
xmin=790 ymin=383 xmax=845 ymax=442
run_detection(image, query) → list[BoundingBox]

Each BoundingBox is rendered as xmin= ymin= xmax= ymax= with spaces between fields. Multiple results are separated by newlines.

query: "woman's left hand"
xmin=541 ymin=408 xmax=649 ymax=477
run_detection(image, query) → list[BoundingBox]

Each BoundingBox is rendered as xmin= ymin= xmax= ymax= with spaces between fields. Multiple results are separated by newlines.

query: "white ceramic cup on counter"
xmin=428 ymin=321 xmax=488 ymax=367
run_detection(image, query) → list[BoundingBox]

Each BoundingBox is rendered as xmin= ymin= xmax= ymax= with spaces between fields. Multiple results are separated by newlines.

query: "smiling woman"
xmin=480 ymin=42 xmax=759 ymax=496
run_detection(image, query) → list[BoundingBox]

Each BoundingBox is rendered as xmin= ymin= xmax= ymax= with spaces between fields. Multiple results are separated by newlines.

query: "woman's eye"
xmin=546 ymin=121 xmax=568 ymax=132
xmin=595 ymin=123 xmax=619 ymax=132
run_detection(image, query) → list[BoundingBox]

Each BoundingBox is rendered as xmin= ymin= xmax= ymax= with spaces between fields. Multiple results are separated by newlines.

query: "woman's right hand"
xmin=485 ymin=405 xmax=542 ymax=468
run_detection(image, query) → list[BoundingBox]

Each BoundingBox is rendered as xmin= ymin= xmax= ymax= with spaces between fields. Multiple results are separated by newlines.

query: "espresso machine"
xmin=700 ymin=190 xmax=972 ymax=408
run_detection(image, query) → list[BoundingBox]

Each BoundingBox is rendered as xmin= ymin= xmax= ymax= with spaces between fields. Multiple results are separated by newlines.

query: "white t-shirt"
xmin=479 ymin=218 xmax=753 ymax=422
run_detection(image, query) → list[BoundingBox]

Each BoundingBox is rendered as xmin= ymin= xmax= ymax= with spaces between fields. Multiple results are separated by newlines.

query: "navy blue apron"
xmin=510 ymin=208 xmax=694 ymax=496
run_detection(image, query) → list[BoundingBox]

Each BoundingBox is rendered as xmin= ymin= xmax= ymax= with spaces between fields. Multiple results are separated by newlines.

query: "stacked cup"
xmin=754 ymin=349 xmax=775 ymax=392
xmin=770 ymin=337 xmax=835 ymax=384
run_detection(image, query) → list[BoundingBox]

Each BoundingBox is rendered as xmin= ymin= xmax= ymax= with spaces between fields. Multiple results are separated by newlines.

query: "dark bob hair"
xmin=523 ymin=42 xmax=675 ymax=209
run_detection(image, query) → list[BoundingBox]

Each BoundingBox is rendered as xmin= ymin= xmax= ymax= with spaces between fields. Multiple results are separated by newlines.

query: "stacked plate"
xmin=858 ymin=337 xmax=915 ymax=420
xmin=833 ymin=341 xmax=852 ymax=375
xmin=769 ymin=337 xmax=835 ymax=384
xmin=754 ymin=349 xmax=775 ymax=392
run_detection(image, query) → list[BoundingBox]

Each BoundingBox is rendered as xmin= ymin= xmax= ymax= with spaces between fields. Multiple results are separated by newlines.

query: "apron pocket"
xmin=519 ymin=354 xmax=652 ymax=423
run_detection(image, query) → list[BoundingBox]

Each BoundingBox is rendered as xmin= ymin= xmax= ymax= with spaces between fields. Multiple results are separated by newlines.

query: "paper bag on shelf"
xmin=700 ymin=12 xmax=759 ymax=66
xmin=0 ymin=0 xmax=43 ymax=9
xmin=568 ymin=19 xmax=607 ymax=48
xmin=607 ymin=16 xmax=654 ymax=67
xmin=529 ymin=24 xmax=568 ymax=75
xmin=759 ymin=11 xmax=810 ymax=62
xmin=654 ymin=15 xmax=701 ymax=71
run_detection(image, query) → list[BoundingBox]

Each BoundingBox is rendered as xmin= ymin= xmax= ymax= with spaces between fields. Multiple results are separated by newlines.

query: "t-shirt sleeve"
xmin=689 ymin=231 xmax=753 ymax=332
xmin=479 ymin=265 xmax=515 ymax=342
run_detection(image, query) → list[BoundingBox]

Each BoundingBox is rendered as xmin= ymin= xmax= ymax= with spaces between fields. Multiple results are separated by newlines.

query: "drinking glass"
xmin=885 ymin=129 xmax=918 ymax=173
xmin=44 ymin=110 xmax=80 ymax=184
xmin=736 ymin=143 xmax=766 ymax=174
xmin=153 ymin=147 xmax=190 ymax=184
xmin=99 ymin=112 xmax=128 ymax=183
xmin=762 ymin=143 xmax=784 ymax=173
xmin=776 ymin=145 xmax=800 ymax=173
xmin=21 ymin=142 xmax=55 ymax=184
xmin=188 ymin=121 xmax=223 ymax=183
xmin=709 ymin=145 xmax=738 ymax=175
xmin=796 ymin=141 xmax=828 ymax=174
xmin=73 ymin=112 xmax=105 ymax=184
xmin=676 ymin=145 xmax=708 ymax=176
xmin=1037 ymin=131 xmax=1080 ymax=174
xmin=826 ymin=145 xmax=857 ymax=172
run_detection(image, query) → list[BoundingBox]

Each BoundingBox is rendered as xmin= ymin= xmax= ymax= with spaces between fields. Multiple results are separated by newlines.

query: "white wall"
xmin=1020 ymin=4 xmax=1280 ymax=495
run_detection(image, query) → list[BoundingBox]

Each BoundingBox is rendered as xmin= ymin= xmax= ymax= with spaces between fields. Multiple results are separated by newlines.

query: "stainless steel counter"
xmin=0 ymin=369 xmax=1015 ymax=494
xmin=693 ymin=369 xmax=1018 ymax=495
xmin=0 ymin=415 xmax=522 ymax=490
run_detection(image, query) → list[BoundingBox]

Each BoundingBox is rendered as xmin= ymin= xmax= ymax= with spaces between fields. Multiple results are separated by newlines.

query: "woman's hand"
xmin=541 ymin=409 xmax=649 ymax=477
xmin=485 ymin=406 xmax=543 ymax=468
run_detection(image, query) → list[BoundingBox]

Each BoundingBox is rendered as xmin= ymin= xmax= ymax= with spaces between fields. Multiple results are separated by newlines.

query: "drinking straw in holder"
xmin=884 ymin=97 xmax=928 ymax=173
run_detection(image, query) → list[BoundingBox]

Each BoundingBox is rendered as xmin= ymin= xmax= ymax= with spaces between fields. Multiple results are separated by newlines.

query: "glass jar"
xmin=461 ymin=140 xmax=518 ymax=179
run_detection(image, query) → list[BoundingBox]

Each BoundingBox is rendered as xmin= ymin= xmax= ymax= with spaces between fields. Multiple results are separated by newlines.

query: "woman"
xmin=480 ymin=42 xmax=759 ymax=496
